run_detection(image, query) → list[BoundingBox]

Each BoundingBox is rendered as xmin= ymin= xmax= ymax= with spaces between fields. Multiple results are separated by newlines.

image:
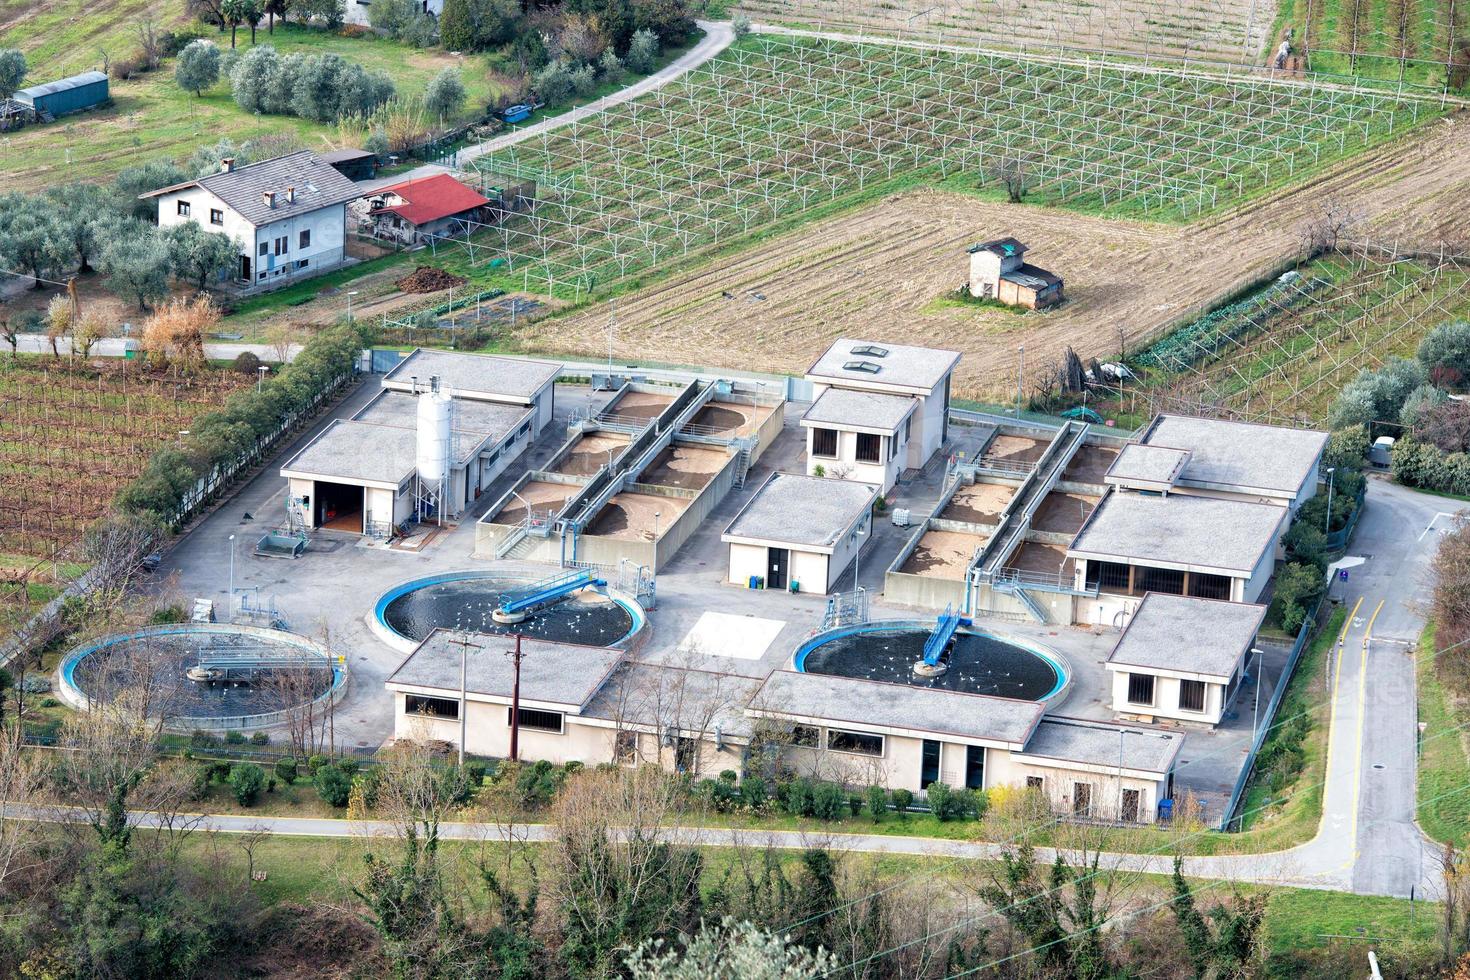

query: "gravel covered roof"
xmin=581 ymin=662 xmax=763 ymax=739
xmin=802 ymin=387 xmax=917 ymax=432
xmin=806 ymin=338 xmax=960 ymax=392
xmin=723 ymin=472 xmax=876 ymax=550
xmin=280 ymin=420 xmax=418 ymax=485
xmin=1069 ymin=490 xmax=1285 ymax=574
xmin=1142 ymin=415 xmax=1328 ymax=497
xmin=387 ymin=629 xmax=624 ymax=710
xmin=1105 ymin=444 xmax=1191 ymax=489
xmin=1014 ymin=717 xmax=1184 ymax=776
xmin=351 ymin=391 xmax=532 ymax=465
xmin=749 ymin=671 xmax=1043 ymax=747
xmin=1107 ymin=593 xmax=1266 ymax=679
xmin=383 ymin=349 xmax=560 ymax=402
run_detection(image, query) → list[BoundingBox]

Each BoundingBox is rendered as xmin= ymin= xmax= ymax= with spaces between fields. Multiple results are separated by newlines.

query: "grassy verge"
xmin=1417 ymin=621 xmax=1470 ymax=845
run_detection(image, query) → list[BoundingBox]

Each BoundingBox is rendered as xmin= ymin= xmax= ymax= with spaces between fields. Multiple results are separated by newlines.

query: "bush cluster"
xmin=694 ymin=773 xmax=988 ymax=824
xmin=230 ymin=45 xmax=395 ymax=122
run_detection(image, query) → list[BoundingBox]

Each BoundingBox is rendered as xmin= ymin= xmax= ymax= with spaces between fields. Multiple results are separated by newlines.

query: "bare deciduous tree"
xmin=989 ymin=154 xmax=1032 ymax=204
xmin=1299 ymin=196 xmax=1363 ymax=259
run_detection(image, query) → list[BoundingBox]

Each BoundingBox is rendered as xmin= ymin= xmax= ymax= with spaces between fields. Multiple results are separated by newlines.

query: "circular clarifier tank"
xmin=58 ymin=624 xmax=344 ymax=731
xmin=794 ymin=621 xmax=1069 ymax=702
xmin=372 ymin=570 xmax=645 ymax=653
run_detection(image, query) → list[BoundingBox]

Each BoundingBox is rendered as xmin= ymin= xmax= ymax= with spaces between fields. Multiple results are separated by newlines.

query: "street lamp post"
xmin=1250 ymin=646 xmax=1265 ymax=738
xmin=227 ymin=534 xmax=236 ymax=617
xmin=1324 ymin=466 xmax=1336 ymax=534
xmin=256 ymin=364 xmax=268 ymax=391
xmin=853 ymin=525 xmax=866 ymax=593
xmin=346 ymin=290 xmax=360 ymax=324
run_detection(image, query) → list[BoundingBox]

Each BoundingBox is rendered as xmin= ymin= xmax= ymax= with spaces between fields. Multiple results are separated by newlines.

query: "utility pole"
xmin=507 ymin=634 xmax=525 ymax=762
xmin=450 ymin=633 xmax=483 ymax=766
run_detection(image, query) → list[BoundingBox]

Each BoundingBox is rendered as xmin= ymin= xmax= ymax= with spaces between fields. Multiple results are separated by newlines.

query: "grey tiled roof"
xmin=387 ymin=629 xmax=625 ymax=710
xmin=142 ymin=151 xmax=362 ymax=226
xmin=749 ymin=671 xmax=1043 ymax=746
xmin=1015 ymin=717 xmax=1184 ymax=775
xmin=1142 ymin=415 xmax=1328 ymax=496
xmin=802 ymin=387 xmax=917 ymax=432
xmin=1107 ymin=593 xmax=1266 ymax=679
xmin=383 ymin=349 xmax=561 ymax=402
xmin=807 ymin=338 xmax=960 ymax=391
xmin=723 ymin=472 xmax=875 ymax=549
xmin=1069 ymin=490 xmax=1284 ymax=574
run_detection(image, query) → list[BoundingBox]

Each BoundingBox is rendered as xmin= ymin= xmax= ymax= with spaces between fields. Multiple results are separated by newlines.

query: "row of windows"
xmin=789 ymin=723 xmax=883 ymax=757
xmin=1126 ymin=673 xmax=1208 ymax=713
xmin=1084 ymin=561 xmax=1233 ymax=600
xmin=176 ymin=200 xmax=224 ymax=225
xmin=810 ymin=428 xmax=884 ymax=464
xmin=403 ymin=695 xmax=566 ymax=733
xmin=256 ymin=230 xmax=311 ymax=256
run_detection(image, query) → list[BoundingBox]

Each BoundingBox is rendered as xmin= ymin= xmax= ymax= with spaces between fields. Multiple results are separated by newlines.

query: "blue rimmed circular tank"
xmin=57 ymin=624 xmax=345 ymax=731
xmin=794 ymin=620 xmax=1069 ymax=702
xmin=372 ymin=569 xmax=645 ymax=653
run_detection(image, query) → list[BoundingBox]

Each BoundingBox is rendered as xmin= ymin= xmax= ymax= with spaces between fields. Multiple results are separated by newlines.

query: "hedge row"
xmin=116 ymin=324 xmax=367 ymax=524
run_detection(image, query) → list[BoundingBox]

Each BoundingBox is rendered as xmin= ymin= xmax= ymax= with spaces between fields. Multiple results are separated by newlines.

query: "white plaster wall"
xmin=789 ymin=549 xmax=831 ymax=594
xmin=986 ymin=749 xmax=1166 ymax=823
xmin=287 ymin=477 xmax=316 ymax=528
xmin=1108 ymin=668 xmax=1225 ymax=725
xmin=727 ymin=542 xmax=768 ymax=587
xmin=909 ymin=380 xmax=948 ymax=469
xmin=968 ymin=251 xmax=1001 ymax=297
xmin=806 ymin=428 xmax=899 ymax=491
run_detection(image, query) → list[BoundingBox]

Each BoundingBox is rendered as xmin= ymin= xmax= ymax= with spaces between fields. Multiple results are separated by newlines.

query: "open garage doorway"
xmin=314 ymin=481 xmax=365 ymax=533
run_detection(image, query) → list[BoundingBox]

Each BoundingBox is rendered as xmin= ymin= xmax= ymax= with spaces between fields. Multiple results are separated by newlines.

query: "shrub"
xmin=315 ymin=764 xmax=353 ymax=807
xmin=926 ymin=781 xmax=955 ymax=821
xmin=569 ymin=63 xmax=597 ymax=97
xmin=810 ymin=781 xmax=846 ymax=821
xmin=337 ymin=758 xmax=360 ymax=776
xmin=598 ymin=48 xmax=624 ymax=84
xmin=782 ymin=777 xmax=814 ymax=817
xmin=740 ymin=775 xmax=767 ymax=810
xmin=732 ymin=14 xmax=751 ymax=37
xmin=225 ymin=730 xmax=246 ymax=745
xmin=1283 ymin=521 xmax=1328 ymax=572
xmin=533 ymin=59 xmax=574 ymax=105
xmin=208 ymin=761 xmax=232 ymax=783
xmin=308 ymin=753 xmax=329 ymax=774
xmin=865 ymin=785 xmax=886 ymax=823
xmin=190 ymin=730 xmax=220 ymax=748
xmin=463 ymin=761 xmax=487 ymax=786
xmin=626 ymin=28 xmax=659 ymax=73
xmin=355 ymin=767 xmax=382 ymax=808
xmin=189 ymin=763 xmax=213 ymax=800
xmin=229 ymin=763 xmax=266 ymax=807
xmin=1270 ymin=562 xmax=1324 ymax=634
xmin=891 ymin=787 xmax=913 ymax=818
xmin=274 ymin=757 xmax=298 ymax=784
xmin=232 ymin=350 xmax=264 ymax=375
xmin=250 ymin=731 xmax=269 ymax=746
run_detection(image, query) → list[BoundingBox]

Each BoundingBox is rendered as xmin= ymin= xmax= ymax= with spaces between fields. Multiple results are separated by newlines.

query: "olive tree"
xmin=175 ymin=38 xmax=222 ymax=96
xmin=165 ymin=221 xmax=238 ymax=288
xmin=101 ymin=229 xmax=172 ymax=310
xmin=626 ymin=28 xmax=660 ymax=73
xmin=0 ymin=49 xmax=25 ymax=99
xmin=0 ymin=193 xmax=70 ymax=288
xmin=423 ymin=66 xmax=465 ymax=119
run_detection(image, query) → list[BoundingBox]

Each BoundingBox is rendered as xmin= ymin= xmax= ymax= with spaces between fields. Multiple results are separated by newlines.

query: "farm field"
xmin=0 ymin=0 xmax=187 ymax=78
xmin=735 ymin=0 xmax=1276 ymax=66
xmin=450 ymin=33 xmax=1437 ymax=313
xmin=0 ymin=355 xmax=250 ymax=559
xmin=1125 ymin=251 xmax=1470 ymax=426
xmin=505 ymin=102 xmax=1470 ymax=400
xmin=1271 ymin=0 xmax=1470 ymax=90
xmin=0 ymin=24 xmax=506 ymax=192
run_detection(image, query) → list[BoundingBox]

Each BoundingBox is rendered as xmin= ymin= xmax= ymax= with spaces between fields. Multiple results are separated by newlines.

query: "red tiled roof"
xmin=370 ymin=173 xmax=491 ymax=226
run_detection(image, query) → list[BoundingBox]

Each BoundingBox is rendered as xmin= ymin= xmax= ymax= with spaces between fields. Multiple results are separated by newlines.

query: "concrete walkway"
xmin=454 ymin=20 xmax=737 ymax=168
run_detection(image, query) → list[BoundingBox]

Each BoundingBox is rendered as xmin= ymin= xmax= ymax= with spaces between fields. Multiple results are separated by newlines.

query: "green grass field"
xmin=1417 ymin=623 xmax=1470 ymax=845
xmin=1271 ymin=0 xmax=1469 ymax=90
xmin=0 ymin=21 xmax=506 ymax=191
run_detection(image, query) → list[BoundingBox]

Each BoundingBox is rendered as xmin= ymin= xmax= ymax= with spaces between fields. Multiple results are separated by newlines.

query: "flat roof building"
xmin=803 ymin=338 xmax=960 ymax=490
xmin=281 ymin=352 xmax=554 ymax=536
xmin=383 ymin=348 xmax=559 ymax=430
xmin=1105 ymin=593 xmax=1267 ymax=726
xmin=1138 ymin=414 xmax=1328 ymax=511
xmin=722 ymin=472 xmax=876 ymax=594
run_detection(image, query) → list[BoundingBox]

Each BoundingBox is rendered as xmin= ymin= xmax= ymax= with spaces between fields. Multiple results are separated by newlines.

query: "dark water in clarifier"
xmin=73 ymin=633 xmax=333 ymax=719
xmin=382 ymin=578 xmax=634 ymax=645
xmin=800 ymin=628 xmax=1061 ymax=701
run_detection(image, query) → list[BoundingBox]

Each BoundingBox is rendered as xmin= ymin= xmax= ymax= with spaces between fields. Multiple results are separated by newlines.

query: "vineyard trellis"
xmin=443 ymin=35 xmax=1432 ymax=300
xmin=0 ymin=359 xmax=250 ymax=559
xmin=1131 ymin=242 xmax=1470 ymax=427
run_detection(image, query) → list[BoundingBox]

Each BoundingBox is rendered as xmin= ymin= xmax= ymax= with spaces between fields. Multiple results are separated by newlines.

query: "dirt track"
xmin=522 ymin=112 xmax=1470 ymax=399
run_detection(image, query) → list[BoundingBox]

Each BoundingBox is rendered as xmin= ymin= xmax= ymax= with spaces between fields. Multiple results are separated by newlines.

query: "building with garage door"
xmin=279 ymin=351 xmax=558 ymax=536
xmin=722 ymin=472 xmax=876 ymax=593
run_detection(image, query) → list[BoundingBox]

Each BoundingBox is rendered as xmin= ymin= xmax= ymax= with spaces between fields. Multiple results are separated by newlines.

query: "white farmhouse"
xmin=345 ymin=0 xmax=441 ymax=27
xmin=141 ymin=151 xmax=362 ymax=289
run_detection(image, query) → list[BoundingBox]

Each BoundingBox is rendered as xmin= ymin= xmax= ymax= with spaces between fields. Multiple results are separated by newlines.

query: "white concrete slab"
xmin=677 ymin=611 xmax=787 ymax=660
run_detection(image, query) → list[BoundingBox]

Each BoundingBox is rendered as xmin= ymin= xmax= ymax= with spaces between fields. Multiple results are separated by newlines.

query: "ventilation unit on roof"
xmin=851 ymin=344 xmax=889 ymax=357
xmin=843 ymin=360 xmax=882 ymax=374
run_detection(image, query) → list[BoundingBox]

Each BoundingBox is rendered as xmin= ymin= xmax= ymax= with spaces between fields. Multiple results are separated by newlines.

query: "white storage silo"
xmin=416 ymin=376 xmax=453 ymax=521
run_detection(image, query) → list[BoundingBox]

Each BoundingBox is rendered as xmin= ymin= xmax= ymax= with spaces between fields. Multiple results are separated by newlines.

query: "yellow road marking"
xmin=1349 ymin=599 xmax=1384 ymax=857
xmin=1318 ymin=596 xmax=1363 ymax=843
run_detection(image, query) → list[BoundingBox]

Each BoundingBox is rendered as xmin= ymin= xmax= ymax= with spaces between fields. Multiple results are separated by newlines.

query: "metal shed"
xmin=15 ymin=70 xmax=110 ymax=118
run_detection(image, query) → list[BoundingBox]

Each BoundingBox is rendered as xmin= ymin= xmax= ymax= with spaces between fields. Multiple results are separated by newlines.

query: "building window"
xmin=1126 ymin=673 xmax=1155 ymax=707
xmin=1136 ymin=566 xmax=1185 ymax=596
xmin=299 ymin=229 xmax=311 ymax=249
xmin=274 ymin=236 xmax=288 ymax=256
xmin=296 ymin=259 xmax=309 ymax=270
xmin=507 ymin=706 xmax=563 ymax=733
xmin=789 ymin=724 xmax=819 ymax=747
xmin=258 ymin=241 xmax=268 ymax=257
xmin=827 ymin=729 xmax=883 ymax=757
xmin=856 ymin=432 xmax=882 ymax=464
xmin=1073 ymin=781 xmax=1093 ymax=817
xmin=1026 ymin=775 xmax=1044 ymax=792
xmin=1087 ymin=561 xmax=1131 ymax=592
xmin=209 ymin=208 xmax=224 ymax=225
xmin=177 ymin=200 xmax=191 ymax=216
xmin=811 ymin=427 xmax=838 ymax=458
xmin=405 ymin=693 xmax=458 ymax=719
xmin=258 ymin=272 xmax=267 ymax=281
xmin=614 ymin=730 xmax=637 ymax=763
xmin=903 ymin=415 xmax=911 ymax=442
xmin=1179 ymin=679 xmax=1207 ymax=713
xmin=1187 ymin=572 xmax=1233 ymax=601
